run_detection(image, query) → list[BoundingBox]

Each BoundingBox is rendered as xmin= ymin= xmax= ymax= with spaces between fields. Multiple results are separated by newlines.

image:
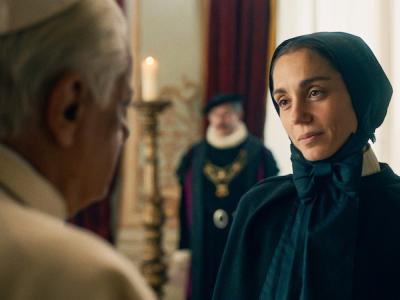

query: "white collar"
xmin=206 ymin=121 xmax=248 ymax=149
xmin=0 ymin=144 xmax=66 ymax=220
xmin=361 ymin=145 xmax=380 ymax=176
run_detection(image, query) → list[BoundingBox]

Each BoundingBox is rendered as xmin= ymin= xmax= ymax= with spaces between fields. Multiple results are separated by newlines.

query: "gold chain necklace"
xmin=203 ymin=149 xmax=247 ymax=198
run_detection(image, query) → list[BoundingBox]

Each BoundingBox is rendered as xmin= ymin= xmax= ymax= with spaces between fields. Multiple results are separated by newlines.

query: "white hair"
xmin=0 ymin=0 xmax=130 ymax=139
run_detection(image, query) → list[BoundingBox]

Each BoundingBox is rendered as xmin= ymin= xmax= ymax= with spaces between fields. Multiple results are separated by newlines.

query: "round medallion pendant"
xmin=213 ymin=209 xmax=229 ymax=229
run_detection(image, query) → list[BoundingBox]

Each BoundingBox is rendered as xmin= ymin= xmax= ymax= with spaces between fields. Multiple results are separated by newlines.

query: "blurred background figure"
xmin=176 ymin=93 xmax=279 ymax=300
xmin=0 ymin=0 xmax=155 ymax=299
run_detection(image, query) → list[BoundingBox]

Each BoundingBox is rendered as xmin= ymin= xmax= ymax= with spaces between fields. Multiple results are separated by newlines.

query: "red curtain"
xmin=205 ymin=0 xmax=272 ymax=139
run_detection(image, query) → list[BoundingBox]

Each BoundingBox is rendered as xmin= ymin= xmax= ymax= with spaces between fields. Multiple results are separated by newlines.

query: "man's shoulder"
xmin=245 ymin=134 xmax=263 ymax=146
xmin=245 ymin=134 xmax=274 ymax=153
xmin=244 ymin=134 xmax=273 ymax=156
xmin=59 ymin=220 xmax=157 ymax=298
xmin=176 ymin=139 xmax=206 ymax=176
xmin=0 ymin=193 xmax=156 ymax=299
xmin=51 ymin=223 xmax=155 ymax=298
xmin=0 ymin=194 xmax=120 ymax=269
xmin=186 ymin=139 xmax=207 ymax=153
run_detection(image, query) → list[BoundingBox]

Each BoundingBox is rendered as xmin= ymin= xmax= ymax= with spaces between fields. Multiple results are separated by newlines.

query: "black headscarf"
xmin=261 ymin=32 xmax=393 ymax=300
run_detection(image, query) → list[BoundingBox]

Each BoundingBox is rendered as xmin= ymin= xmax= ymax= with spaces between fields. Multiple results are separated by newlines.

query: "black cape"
xmin=177 ymin=135 xmax=279 ymax=300
xmin=213 ymin=164 xmax=400 ymax=300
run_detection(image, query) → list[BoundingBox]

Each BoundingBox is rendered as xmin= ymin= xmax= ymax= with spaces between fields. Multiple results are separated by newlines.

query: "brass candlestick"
xmin=132 ymin=99 xmax=171 ymax=299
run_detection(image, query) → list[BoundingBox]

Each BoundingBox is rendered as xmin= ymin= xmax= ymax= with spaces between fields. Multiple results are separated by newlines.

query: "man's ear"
xmin=46 ymin=72 xmax=89 ymax=147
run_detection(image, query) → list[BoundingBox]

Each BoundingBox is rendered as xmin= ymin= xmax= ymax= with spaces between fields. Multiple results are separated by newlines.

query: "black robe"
xmin=212 ymin=163 xmax=400 ymax=300
xmin=177 ymin=135 xmax=279 ymax=300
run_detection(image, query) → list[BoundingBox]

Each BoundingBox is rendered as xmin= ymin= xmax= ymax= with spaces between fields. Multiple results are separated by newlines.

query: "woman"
xmin=212 ymin=32 xmax=400 ymax=300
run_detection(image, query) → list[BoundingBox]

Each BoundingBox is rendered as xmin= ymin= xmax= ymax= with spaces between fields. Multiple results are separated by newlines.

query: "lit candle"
xmin=141 ymin=56 xmax=159 ymax=101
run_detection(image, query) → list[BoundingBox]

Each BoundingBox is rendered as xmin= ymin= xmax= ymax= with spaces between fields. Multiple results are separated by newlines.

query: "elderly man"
xmin=176 ymin=93 xmax=279 ymax=300
xmin=0 ymin=0 xmax=155 ymax=299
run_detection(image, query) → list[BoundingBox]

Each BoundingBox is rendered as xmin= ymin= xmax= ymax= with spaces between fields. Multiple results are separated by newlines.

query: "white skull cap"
xmin=0 ymin=0 xmax=80 ymax=35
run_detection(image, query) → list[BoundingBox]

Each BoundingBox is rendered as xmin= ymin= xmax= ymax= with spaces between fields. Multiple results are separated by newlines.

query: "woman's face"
xmin=272 ymin=48 xmax=358 ymax=161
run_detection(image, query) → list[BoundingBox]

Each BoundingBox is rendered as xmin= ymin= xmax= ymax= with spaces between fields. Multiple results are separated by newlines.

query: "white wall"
xmin=265 ymin=0 xmax=400 ymax=175
xmin=140 ymin=0 xmax=202 ymax=87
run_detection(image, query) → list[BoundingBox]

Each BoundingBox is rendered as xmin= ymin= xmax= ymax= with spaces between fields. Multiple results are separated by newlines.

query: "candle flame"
xmin=144 ymin=56 xmax=155 ymax=65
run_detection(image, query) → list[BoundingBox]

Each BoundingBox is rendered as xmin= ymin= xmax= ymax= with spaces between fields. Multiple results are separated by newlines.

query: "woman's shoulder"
xmin=360 ymin=163 xmax=400 ymax=215
xmin=254 ymin=174 xmax=295 ymax=192
xmin=362 ymin=163 xmax=400 ymax=193
xmin=236 ymin=174 xmax=296 ymax=217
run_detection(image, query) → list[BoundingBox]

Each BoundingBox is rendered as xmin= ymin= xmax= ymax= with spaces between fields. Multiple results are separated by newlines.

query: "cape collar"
xmin=0 ymin=144 xmax=66 ymax=220
xmin=361 ymin=144 xmax=380 ymax=176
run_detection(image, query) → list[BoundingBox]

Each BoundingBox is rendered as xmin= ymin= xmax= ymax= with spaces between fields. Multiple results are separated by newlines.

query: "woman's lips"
xmin=298 ymin=132 xmax=323 ymax=145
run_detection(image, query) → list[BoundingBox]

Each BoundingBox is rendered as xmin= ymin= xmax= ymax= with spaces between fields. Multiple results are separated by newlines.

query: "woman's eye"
xmin=309 ymin=89 xmax=323 ymax=98
xmin=278 ymin=99 xmax=289 ymax=108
